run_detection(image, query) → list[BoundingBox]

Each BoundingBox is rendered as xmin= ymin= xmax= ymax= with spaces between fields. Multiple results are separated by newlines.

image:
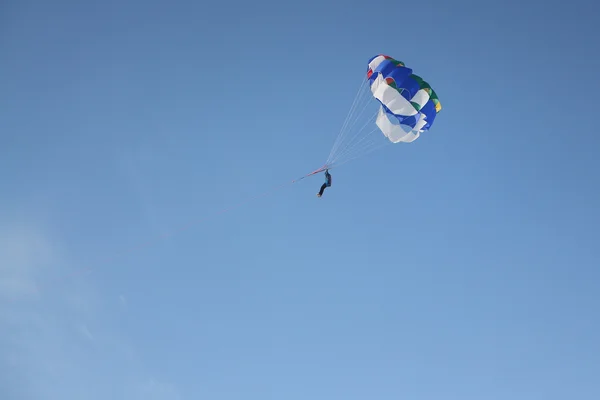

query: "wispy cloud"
xmin=0 ymin=224 xmax=55 ymax=300
xmin=77 ymin=323 xmax=95 ymax=342
xmin=0 ymin=220 xmax=181 ymax=400
xmin=114 ymin=146 xmax=172 ymax=238
xmin=0 ymin=222 xmax=88 ymax=399
xmin=119 ymin=294 xmax=128 ymax=307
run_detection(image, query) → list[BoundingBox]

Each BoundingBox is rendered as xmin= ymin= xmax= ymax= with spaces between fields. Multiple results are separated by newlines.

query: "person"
xmin=316 ymin=169 xmax=331 ymax=197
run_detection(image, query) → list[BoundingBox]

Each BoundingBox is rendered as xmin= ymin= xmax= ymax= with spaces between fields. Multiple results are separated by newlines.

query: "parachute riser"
xmin=291 ymin=164 xmax=329 ymax=183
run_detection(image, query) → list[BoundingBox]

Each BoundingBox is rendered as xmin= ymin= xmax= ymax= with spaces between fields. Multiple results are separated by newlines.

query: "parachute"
xmin=323 ymin=54 xmax=442 ymax=169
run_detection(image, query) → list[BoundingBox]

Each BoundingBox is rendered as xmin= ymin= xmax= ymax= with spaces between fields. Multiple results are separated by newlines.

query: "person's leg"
xmin=318 ymin=183 xmax=326 ymax=197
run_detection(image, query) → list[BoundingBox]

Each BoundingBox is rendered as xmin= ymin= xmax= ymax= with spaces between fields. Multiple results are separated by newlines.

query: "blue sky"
xmin=2 ymin=0 xmax=600 ymax=399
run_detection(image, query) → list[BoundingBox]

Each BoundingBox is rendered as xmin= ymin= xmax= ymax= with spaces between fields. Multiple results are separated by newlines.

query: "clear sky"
xmin=2 ymin=0 xmax=600 ymax=399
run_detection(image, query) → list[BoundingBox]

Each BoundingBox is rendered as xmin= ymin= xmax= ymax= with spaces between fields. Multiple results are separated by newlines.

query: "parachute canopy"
xmin=324 ymin=54 xmax=441 ymax=169
xmin=368 ymin=54 xmax=442 ymax=143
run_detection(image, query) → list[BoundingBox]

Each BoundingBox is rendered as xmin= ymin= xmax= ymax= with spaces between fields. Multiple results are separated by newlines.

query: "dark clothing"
xmin=318 ymin=183 xmax=327 ymax=196
xmin=317 ymin=170 xmax=332 ymax=197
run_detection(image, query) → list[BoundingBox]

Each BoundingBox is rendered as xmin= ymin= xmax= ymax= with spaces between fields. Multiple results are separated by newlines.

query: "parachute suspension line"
xmin=324 ymin=72 xmax=389 ymax=169
xmin=329 ymin=125 xmax=378 ymax=166
xmin=329 ymin=134 xmax=392 ymax=170
xmin=331 ymin=83 xmax=374 ymax=163
xmin=325 ymin=76 xmax=370 ymax=165
xmin=327 ymin=75 xmax=369 ymax=160
xmin=328 ymin=109 xmax=378 ymax=165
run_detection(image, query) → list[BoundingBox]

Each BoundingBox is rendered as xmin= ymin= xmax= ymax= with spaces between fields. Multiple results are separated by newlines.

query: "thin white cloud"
xmin=77 ymin=323 xmax=95 ymax=342
xmin=0 ymin=220 xmax=181 ymax=400
xmin=0 ymin=224 xmax=55 ymax=300
xmin=113 ymin=146 xmax=171 ymax=238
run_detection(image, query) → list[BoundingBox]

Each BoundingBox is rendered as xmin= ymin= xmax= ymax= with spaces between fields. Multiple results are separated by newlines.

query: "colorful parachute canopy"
xmin=367 ymin=54 xmax=442 ymax=143
xmin=324 ymin=54 xmax=442 ymax=169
